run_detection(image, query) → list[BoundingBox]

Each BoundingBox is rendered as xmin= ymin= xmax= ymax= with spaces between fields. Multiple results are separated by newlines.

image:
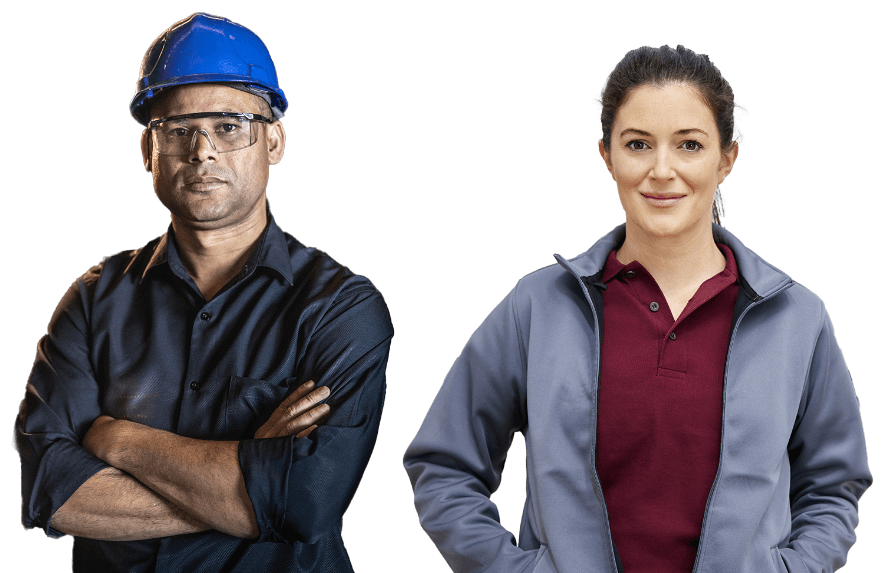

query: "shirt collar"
xmin=556 ymin=224 xmax=790 ymax=300
xmin=600 ymin=243 xmax=739 ymax=285
xmin=141 ymin=211 xmax=294 ymax=286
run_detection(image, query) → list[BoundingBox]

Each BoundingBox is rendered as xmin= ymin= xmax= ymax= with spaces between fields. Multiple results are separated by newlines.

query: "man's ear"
xmin=266 ymin=121 xmax=286 ymax=165
xmin=141 ymin=130 xmax=152 ymax=172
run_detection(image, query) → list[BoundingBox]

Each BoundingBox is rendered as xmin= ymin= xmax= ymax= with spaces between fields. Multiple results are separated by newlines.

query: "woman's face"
xmin=600 ymin=83 xmax=737 ymax=241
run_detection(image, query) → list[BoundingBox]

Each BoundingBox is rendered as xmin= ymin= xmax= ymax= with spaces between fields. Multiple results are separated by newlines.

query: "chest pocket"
xmin=224 ymin=376 xmax=293 ymax=439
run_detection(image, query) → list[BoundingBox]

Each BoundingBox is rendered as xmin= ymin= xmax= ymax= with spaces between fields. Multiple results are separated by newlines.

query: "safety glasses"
xmin=147 ymin=112 xmax=272 ymax=155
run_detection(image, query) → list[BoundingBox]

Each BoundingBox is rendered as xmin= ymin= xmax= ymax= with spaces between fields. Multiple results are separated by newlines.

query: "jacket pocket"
xmin=529 ymin=545 xmax=557 ymax=573
xmin=770 ymin=546 xmax=810 ymax=573
xmin=225 ymin=376 xmax=293 ymax=438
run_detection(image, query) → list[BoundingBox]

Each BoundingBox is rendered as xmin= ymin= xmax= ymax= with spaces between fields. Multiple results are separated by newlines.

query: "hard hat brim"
xmin=130 ymin=74 xmax=287 ymax=126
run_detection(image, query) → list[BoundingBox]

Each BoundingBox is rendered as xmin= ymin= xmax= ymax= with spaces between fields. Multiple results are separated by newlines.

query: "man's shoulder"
xmin=280 ymin=231 xmax=382 ymax=302
xmin=278 ymin=231 xmax=392 ymax=338
xmin=74 ymin=236 xmax=165 ymax=291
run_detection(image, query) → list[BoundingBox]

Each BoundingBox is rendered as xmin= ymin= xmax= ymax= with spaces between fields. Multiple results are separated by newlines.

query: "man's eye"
xmin=168 ymin=127 xmax=190 ymax=138
xmin=626 ymin=140 xmax=648 ymax=151
xmin=682 ymin=140 xmax=703 ymax=152
xmin=217 ymin=123 xmax=239 ymax=134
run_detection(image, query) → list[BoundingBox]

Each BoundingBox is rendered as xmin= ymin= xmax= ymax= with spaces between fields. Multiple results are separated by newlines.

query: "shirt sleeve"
xmin=237 ymin=284 xmax=393 ymax=545
xmin=403 ymin=285 xmax=544 ymax=573
xmin=16 ymin=271 xmax=110 ymax=537
xmin=778 ymin=304 xmax=872 ymax=572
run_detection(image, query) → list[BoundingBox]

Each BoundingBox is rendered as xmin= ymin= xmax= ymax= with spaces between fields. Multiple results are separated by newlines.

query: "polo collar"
xmin=599 ymin=242 xmax=739 ymax=286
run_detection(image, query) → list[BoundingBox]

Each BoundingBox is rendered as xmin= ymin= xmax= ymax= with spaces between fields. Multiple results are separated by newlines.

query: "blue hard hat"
xmin=130 ymin=13 xmax=288 ymax=125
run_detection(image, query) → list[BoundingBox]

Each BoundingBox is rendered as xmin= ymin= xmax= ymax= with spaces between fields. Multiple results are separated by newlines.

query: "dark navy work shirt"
xmin=17 ymin=215 xmax=393 ymax=572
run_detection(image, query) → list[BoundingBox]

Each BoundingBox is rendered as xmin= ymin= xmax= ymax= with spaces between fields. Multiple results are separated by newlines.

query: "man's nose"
xmin=188 ymin=129 xmax=218 ymax=162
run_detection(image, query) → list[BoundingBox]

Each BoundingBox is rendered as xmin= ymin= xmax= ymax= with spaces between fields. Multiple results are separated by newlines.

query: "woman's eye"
xmin=626 ymin=140 xmax=702 ymax=152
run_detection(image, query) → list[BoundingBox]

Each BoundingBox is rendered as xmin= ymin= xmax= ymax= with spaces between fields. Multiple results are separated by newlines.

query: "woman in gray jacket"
xmin=404 ymin=45 xmax=871 ymax=573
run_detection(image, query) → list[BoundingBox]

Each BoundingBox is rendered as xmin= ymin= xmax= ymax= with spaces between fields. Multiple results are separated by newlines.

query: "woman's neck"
xmin=616 ymin=221 xmax=724 ymax=320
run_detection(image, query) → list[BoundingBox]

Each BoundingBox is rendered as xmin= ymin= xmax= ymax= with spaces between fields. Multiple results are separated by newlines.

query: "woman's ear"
xmin=717 ymin=142 xmax=739 ymax=184
xmin=599 ymin=140 xmax=615 ymax=181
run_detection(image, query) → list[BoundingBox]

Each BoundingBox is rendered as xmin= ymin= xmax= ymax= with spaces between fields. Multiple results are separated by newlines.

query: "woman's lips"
xmin=641 ymin=193 xmax=684 ymax=207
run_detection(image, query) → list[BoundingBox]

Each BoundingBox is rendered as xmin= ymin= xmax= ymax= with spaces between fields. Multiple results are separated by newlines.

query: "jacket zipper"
xmin=570 ymin=269 xmax=620 ymax=573
xmin=690 ymin=280 xmax=793 ymax=573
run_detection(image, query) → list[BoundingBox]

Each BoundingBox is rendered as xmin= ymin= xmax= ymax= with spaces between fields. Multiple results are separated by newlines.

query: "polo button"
xmin=625 ymin=270 xmax=636 ymax=278
xmin=200 ymin=312 xmax=211 ymax=321
xmin=190 ymin=381 xmax=200 ymax=390
xmin=669 ymin=332 xmax=677 ymax=340
xmin=650 ymin=302 xmax=659 ymax=312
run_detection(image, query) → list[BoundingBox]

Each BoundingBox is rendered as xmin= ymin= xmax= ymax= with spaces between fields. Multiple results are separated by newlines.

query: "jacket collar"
xmin=141 ymin=212 xmax=294 ymax=286
xmin=555 ymin=223 xmax=792 ymax=300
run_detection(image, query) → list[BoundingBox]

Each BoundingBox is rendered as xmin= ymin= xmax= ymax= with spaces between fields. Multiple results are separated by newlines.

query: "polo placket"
xmin=596 ymin=245 xmax=740 ymax=573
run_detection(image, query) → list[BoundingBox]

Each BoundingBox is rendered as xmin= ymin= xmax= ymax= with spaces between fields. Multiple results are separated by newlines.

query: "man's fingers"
xmin=284 ymin=403 xmax=331 ymax=435
xmin=274 ymin=381 xmax=325 ymax=417
xmin=255 ymin=381 xmax=331 ymax=439
xmin=295 ymin=425 xmax=318 ymax=439
xmin=264 ymin=381 xmax=320 ymax=425
xmin=278 ymin=380 xmax=316 ymax=411
xmin=280 ymin=386 xmax=330 ymax=420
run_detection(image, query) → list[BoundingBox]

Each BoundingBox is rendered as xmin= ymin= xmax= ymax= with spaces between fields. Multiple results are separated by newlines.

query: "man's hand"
xmin=255 ymin=380 xmax=331 ymax=439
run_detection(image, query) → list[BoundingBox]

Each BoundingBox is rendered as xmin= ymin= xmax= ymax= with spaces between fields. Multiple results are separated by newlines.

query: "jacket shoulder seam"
xmin=512 ymin=279 xmax=529 ymax=382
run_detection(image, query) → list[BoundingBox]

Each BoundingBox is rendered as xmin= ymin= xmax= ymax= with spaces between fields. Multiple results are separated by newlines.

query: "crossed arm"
xmin=51 ymin=381 xmax=331 ymax=541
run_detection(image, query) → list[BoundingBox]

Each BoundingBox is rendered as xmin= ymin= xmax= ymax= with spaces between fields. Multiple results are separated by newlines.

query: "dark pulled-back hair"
xmin=600 ymin=46 xmax=736 ymax=224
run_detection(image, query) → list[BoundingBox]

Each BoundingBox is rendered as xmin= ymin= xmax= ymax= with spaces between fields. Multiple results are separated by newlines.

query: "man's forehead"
xmin=150 ymin=84 xmax=266 ymax=120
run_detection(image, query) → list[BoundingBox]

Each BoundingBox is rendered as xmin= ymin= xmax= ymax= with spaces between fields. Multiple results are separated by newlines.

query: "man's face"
xmin=143 ymin=84 xmax=285 ymax=231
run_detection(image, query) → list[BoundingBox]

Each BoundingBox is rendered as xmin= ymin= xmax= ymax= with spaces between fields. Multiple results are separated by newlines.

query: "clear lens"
xmin=149 ymin=113 xmax=267 ymax=156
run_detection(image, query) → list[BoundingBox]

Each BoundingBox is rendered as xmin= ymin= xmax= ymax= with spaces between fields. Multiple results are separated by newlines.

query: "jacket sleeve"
xmin=779 ymin=304 xmax=872 ymax=572
xmin=404 ymin=285 xmax=543 ymax=573
xmin=16 ymin=272 xmax=110 ymax=537
xmin=237 ymin=285 xmax=393 ymax=545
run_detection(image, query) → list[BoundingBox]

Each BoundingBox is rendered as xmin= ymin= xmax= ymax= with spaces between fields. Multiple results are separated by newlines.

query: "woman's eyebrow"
xmin=619 ymin=128 xmax=710 ymax=138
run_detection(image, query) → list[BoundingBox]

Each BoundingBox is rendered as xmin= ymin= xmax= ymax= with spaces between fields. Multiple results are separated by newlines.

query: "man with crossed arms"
xmin=17 ymin=13 xmax=392 ymax=572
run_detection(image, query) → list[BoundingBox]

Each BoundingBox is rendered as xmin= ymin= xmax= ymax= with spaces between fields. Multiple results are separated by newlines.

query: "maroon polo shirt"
xmin=596 ymin=245 xmax=739 ymax=573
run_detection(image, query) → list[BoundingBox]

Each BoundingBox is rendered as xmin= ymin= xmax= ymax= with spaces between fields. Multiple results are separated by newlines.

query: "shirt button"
xmin=625 ymin=271 xmax=636 ymax=278
xmin=190 ymin=380 xmax=200 ymax=390
xmin=650 ymin=302 xmax=659 ymax=312
xmin=669 ymin=332 xmax=677 ymax=340
xmin=200 ymin=312 xmax=211 ymax=321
